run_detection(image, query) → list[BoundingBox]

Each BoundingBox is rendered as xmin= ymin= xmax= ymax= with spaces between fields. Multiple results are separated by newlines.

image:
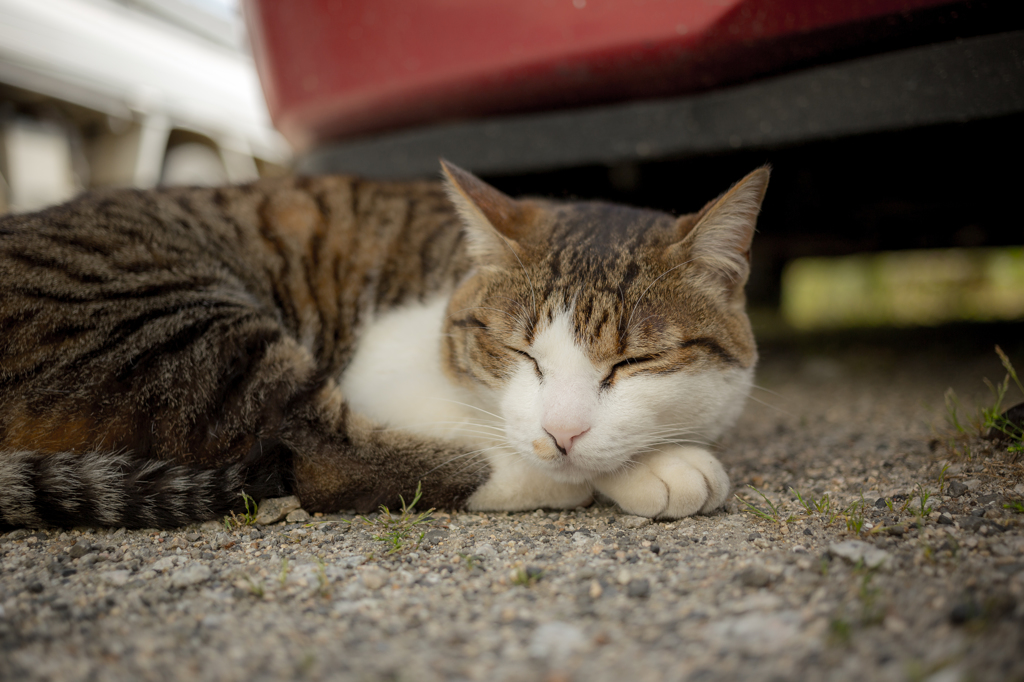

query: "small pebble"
xmin=170 ymin=564 xmax=212 ymax=588
xmin=737 ymin=566 xmax=771 ymax=588
xmin=423 ymin=529 xmax=449 ymax=546
xmin=68 ymin=541 xmax=92 ymax=559
xmin=626 ymin=578 xmax=650 ymax=599
xmin=829 ymin=540 xmax=892 ymax=570
xmin=576 ymin=567 xmax=597 ymax=581
xmin=254 ymin=496 xmax=302 ymax=525
xmin=361 ymin=569 xmax=388 ymax=591
xmin=619 ymin=516 xmax=652 ymax=529
xmin=947 ymin=481 xmax=969 ymax=498
xmin=528 ymin=622 xmax=587 ymax=661
xmin=958 ymin=516 xmax=985 ymax=532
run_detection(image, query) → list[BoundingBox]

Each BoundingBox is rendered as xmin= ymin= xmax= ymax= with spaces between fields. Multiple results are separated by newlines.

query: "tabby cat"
xmin=0 ymin=161 xmax=768 ymax=529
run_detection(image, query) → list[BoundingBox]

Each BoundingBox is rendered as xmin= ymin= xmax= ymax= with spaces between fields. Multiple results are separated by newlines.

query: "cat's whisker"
xmin=423 ymin=445 xmax=511 ymax=477
xmin=638 ymin=425 xmax=712 ymax=436
xmin=749 ymin=383 xmax=784 ymax=399
xmin=742 ymin=392 xmax=792 ymax=416
xmin=451 ymin=447 xmax=519 ymax=477
xmin=433 ymin=399 xmax=506 ymax=422
xmin=645 ymin=438 xmax=714 ymax=449
xmin=642 ymin=423 xmax=703 ymax=433
xmin=376 ymin=421 xmax=507 ymax=436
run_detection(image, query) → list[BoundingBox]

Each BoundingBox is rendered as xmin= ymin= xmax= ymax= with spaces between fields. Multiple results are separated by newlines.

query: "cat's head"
xmin=440 ymin=161 xmax=767 ymax=484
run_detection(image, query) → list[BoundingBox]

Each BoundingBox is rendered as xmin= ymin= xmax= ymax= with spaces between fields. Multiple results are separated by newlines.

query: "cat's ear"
xmin=441 ymin=159 xmax=529 ymax=266
xmin=671 ymin=166 xmax=770 ymax=288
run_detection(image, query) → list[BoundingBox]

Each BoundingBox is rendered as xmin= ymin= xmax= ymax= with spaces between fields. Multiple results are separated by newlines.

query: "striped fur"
xmin=0 ymin=163 xmax=768 ymax=528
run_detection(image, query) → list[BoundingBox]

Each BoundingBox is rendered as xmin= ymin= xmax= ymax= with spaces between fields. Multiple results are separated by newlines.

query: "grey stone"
xmin=576 ymin=567 xmax=597 ymax=580
xmin=737 ymin=566 xmax=772 ymax=588
xmin=958 ymin=516 xmax=985 ymax=532
xmin=254 ymin=496 xmax=302 ymax=525
xmin=471 ymin=543 xmax=497 ymax=558
xmin=151 ymin=556 xmax=180 ymax=572
xmin=528 ymin=621 xmax=588 ymax=660
xmin=168 ymin=536 xmax=189 ymax=550
xmin=361 ymin=569 xmax=388 ymax=590
xmin=705 ymin=611 xmax=803 ymax=656
xmin=339 ymin=554 xmax=366 ymax=569
xmin=829 ymin=540 xmax=892 ymax=570
xmin=285 ymin=509 xmax=311 ymax=524
xmin=619 ymin=515 xmax=652 ymax=529
xmin=100 ymin=570 xmax=132 ymax=587
xmin=626 ymin=578 xmax=650 ymax=598
xmin=947 ymin=481 xmax=969 ymax=498
xmin=572 ymin=531 xmax=596 ymax=547
xmin=423 ymin=529 xmax=448 ymax=546
xmin=170 ymin=563 xmax=212 ymax=588
xmin=68 ymin=541 xmax=92 ymax=559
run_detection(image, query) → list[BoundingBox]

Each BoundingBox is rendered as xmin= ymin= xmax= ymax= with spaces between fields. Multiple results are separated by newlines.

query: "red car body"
xmin=245 ymin=0 xmax=951 ymax=151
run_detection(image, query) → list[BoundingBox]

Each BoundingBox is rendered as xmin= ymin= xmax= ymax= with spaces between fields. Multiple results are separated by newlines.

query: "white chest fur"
xmin=338 ymin=296 xmax=491 ymax=445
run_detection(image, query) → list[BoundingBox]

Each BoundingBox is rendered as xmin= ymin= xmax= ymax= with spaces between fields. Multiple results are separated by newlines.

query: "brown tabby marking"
xmin=0 ymin=176 xmax=484 ymax=527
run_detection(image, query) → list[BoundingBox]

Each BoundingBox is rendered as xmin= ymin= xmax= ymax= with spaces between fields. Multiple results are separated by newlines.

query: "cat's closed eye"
xmin=601 ymin=354 xmax=665 ymax=387
xmin=508 ymin=347 xmax=542 ymax=377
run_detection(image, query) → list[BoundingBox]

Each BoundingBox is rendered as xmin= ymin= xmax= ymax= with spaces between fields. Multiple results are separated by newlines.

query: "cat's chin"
xmin=523 ymin=454 xmax=627 ymax=486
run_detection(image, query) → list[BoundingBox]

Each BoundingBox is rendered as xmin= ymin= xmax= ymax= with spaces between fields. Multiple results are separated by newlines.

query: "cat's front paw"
xmin=592 ymin=447 xmax=730 ymax=518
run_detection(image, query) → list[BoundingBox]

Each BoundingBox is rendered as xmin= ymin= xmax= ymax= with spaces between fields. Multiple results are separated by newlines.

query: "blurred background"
xmin=1 ymin=0 xmax=1021 ymax=335
xmin=0 ymin=0 xmax=289 ymax=215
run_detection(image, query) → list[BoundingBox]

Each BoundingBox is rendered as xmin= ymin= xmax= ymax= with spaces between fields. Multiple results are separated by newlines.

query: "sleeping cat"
xmin=0 ymin=161 xmax=768 ymax=528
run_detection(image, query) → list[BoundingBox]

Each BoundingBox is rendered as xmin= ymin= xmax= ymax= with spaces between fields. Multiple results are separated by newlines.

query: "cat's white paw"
xmin=592 ymin=447 xmax=730 ymax=518
xmin=466 ymin=453 xmax=593 ymax=512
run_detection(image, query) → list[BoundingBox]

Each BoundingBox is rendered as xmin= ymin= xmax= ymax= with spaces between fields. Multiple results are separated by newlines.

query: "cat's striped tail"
xmin=0 ymin=450 xmax=287 ymax=530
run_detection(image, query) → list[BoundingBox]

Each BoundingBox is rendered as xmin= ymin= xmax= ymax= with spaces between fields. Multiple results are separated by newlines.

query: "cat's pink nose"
xmin=543 ymin=423 xmax=590 ymax=454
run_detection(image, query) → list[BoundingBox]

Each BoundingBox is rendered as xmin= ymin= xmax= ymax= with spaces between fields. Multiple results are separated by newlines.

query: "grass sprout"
xmin=943 ymin=346 xmax=1024 ymax=456
xmin=843 ymin=497 xmax=867 ymax=534
xmin=224 ymin=491 xmax=259 ymax=530
xmin=1004 ymin=500 xmax=1024 ymax=514
xmin=357 ymin=481 xmax=435 ymax=555
xmin=737 ymin=486 xmax=785 ymax=523
xmin=278 ymin=557 xmax=290 ymax=587
xmin=511 ymin=566 xmax=543 ymax=586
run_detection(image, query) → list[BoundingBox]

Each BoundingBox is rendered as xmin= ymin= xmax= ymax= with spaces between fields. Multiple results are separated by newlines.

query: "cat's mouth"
xmin=524 ymin=440 xmax=626 ymax=483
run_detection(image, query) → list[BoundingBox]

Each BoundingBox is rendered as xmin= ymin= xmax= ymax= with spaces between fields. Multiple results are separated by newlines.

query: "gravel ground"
xmin=2 ymin=325 xmax=1023 ymax=682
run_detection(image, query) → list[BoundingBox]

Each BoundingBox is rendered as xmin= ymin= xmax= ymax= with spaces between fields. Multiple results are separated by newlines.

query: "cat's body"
xmin=0 ymin=162 xmax=768 ymax=528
